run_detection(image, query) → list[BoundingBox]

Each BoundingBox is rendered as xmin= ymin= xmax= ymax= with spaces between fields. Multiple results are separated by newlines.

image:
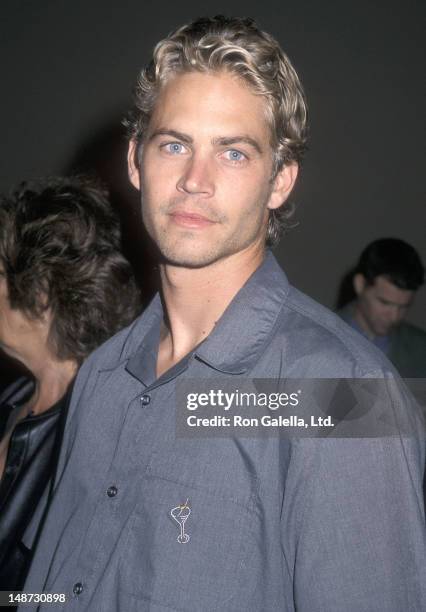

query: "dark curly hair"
xmin=0 ymin=177 xmax=142 ymax=363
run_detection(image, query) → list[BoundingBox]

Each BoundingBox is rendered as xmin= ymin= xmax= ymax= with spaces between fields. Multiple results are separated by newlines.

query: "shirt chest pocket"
xmin=117 ymin=450 xmax=261 ymax=610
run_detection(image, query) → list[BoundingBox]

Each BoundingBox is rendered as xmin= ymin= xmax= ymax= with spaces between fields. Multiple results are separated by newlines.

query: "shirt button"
xmin=141 ymin=394 xmax=151 ymax=406
xmin=107 ymin=485 xmax=118 ymax=498
xmin=73 ymin=582 xmax=84 ymax=596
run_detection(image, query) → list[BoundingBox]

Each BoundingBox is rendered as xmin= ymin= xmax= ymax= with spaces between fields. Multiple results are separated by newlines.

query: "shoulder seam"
xmin=283 ymin=287 xmax=382 ymax=377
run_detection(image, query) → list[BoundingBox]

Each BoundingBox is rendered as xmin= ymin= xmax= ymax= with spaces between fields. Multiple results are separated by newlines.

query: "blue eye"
xmin=164 ymin=142 xmax=185 ymax=154
xmin=225 ymin=149 xmax=246 ymax=162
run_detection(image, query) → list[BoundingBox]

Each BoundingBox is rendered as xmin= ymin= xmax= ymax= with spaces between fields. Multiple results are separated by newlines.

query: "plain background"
xmin=1 ymin=0 xmax=425 ymax=326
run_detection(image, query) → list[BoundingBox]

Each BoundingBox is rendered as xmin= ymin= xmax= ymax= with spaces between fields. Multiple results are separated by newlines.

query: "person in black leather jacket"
xmin=0 ymin=176 xmax=142 ymax=591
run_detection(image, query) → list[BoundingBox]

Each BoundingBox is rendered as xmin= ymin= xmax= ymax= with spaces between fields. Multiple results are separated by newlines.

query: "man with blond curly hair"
xmin=22 ymin=16 xmax=425 ymax=611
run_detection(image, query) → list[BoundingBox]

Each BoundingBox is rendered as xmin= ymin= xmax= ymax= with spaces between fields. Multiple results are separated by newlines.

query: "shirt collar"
xmin=123 ymin=294 xmax=163 ymax=385
xmin=194 ymin=250 xmax=289 ymax=373
xmin=126 ymin=250 xmax=289 ymax=381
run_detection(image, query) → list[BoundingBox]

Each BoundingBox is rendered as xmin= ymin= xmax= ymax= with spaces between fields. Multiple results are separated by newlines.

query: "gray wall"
xmin=2 ymin=0 xmax=425 ymax=325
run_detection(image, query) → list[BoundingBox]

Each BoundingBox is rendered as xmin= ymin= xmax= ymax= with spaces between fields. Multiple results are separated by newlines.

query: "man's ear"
xmin=353 ymin=273 xmax=366 ymax=296
xmin=267 ymin=162 xmax=299 ymax=211
xmin=127 ymin=139 xmax=141 ymax=190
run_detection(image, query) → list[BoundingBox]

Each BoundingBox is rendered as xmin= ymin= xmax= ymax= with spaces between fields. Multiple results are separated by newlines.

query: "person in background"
xmin=338 ymin=238 xmax=426 ymax=377
xmin=0 ymin=176 xmax=142 ymax=591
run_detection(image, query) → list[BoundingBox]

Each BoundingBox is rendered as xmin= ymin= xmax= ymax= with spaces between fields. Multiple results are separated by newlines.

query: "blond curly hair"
xmin=125 ymin=16 xmax=308 ymax=245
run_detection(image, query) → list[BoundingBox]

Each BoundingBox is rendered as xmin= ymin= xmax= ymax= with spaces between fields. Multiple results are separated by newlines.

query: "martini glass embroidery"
xmin=171 ymin=499 xmax=191 ymax=543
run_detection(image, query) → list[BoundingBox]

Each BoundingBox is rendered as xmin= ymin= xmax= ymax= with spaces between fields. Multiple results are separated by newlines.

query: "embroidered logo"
xmin=171 ymin=499 xmax=191 ymax=543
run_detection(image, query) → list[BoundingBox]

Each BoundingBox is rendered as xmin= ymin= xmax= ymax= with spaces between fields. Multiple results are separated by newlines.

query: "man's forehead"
xmin=372 ymin=275 xmax=414 ymax=304
xmin=146 ymin=70 xmax=271 ymax=140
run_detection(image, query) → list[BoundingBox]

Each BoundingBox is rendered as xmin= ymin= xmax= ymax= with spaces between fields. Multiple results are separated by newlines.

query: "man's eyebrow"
xmin=148 ymin=130 xmax=263 ymax=154
xmin=377 ymin=296 xmax=410 ymax=307
xmin=213 ymin=136 xmax=263 ymax=154
xmin=148 ymin=129 xmax=193 ymax=144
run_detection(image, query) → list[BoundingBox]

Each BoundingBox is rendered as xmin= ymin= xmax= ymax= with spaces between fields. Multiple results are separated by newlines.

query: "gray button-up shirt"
xmin=22 ymin=252 xmax=426 ymax=611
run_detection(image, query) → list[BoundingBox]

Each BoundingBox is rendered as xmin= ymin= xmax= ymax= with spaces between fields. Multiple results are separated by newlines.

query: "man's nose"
xmin=177 ymin=155 xmax=215 ymax=197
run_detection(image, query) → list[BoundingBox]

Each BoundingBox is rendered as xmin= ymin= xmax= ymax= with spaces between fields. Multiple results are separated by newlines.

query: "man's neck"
xmin=352 ymin=306 xmax=375 ymax=340
xmin=157 ymin=246 xmax=265 ymax=377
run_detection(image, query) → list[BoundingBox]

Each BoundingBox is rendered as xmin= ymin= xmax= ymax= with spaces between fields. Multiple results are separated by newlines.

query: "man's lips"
xmin=168 ymin=210 xmax=217 ymax=228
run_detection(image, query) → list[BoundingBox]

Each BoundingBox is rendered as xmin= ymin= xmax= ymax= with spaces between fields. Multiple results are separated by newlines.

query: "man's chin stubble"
xmin=155 ymin=235 xmax=249 ymax=270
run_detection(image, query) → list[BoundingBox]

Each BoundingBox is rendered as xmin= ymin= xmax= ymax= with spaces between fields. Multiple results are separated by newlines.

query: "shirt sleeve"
xmin=21 ymin=355 xmax=97 ymax=600
xmin=281 ymin=378 xmax=426 ymax=611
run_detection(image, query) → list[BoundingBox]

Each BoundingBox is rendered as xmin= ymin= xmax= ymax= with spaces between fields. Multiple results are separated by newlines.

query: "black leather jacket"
xmin=0 ymin=377 xmax=71 ymax=591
